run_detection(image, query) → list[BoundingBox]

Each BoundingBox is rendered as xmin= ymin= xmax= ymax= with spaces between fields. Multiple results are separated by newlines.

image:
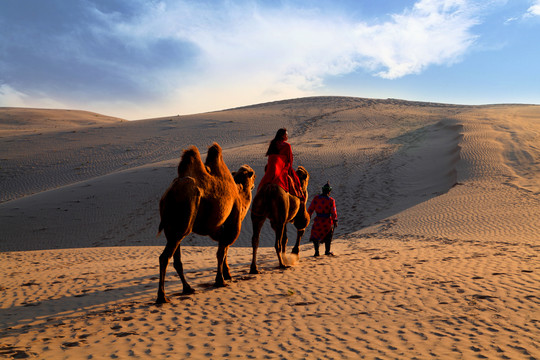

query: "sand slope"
xmin=1 ymin=97 xmax=539 ymax=359
xmin=0 ymin=108 xmax=125 ymax=136
xmin=1 ymin=98 xmax=473 ymax=249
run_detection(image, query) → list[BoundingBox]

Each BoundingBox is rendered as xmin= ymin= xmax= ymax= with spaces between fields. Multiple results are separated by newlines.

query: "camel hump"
xmin=205 ymin=142 xmax=230 ymax=178
xmin=178 ymin=146 xmax=208 ymax=178
xmin=207 ymin=142 xmax=222 ymax=160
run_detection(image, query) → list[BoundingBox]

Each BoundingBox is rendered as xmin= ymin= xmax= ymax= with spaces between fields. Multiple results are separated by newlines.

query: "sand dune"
xmin=0 ymin=107 xmax=125 ymax=136
xmin=1 ymin=97 xmax=539 ymax=359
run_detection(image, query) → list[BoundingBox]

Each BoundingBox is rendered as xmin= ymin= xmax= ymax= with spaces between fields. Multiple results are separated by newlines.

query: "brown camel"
xmin=156 ymin=143 xmax=255 ymax=303
xmin=250 ymin=166 xmax=310 ymax=273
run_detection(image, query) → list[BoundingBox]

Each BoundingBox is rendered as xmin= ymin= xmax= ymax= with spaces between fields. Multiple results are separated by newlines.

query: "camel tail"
xmin=157 ymin=221 xmax=164 ymax=237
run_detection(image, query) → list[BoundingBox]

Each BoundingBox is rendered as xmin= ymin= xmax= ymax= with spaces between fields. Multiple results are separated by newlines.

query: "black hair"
xmin=266 ymin=128 xmax=288 ymax=156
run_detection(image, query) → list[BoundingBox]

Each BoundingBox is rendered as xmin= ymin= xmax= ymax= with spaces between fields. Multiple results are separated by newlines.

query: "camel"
xmin=156 ymin=143 xmax=255 ymax=304
xmin=250 ymin=166 xmax=310 ymax=274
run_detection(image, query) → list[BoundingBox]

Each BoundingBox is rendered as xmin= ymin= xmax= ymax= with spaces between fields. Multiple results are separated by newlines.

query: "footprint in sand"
xmin=293 ymin=301 xmax=316 ymax=306
xmin=0 ymin=345 xmax=35 ymax=358
xmin=62 ymin=341 xmax=80 ymax=348
xmin=471 ymin=294 xmax=497 ymax=300
xmin=115 ymin=331 xmax=138 ymax=337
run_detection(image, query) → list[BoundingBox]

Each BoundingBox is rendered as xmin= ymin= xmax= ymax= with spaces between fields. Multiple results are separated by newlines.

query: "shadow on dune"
xmin=0 ymin=259 xmax=281 ymax=333
xmin=330 ymin=118 xmax=464 ymax=238
xmin=171 ymin=118 xmax=464 ymax=248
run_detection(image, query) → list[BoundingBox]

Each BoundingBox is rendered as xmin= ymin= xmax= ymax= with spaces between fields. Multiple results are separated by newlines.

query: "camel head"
xmin=232 ymin=165 xmax=256 ymax=194
xmin=296 ymin=166 xmax=309 ymax=200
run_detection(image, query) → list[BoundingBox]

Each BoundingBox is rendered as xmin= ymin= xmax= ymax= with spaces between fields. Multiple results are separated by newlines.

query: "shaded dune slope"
xmin=363 ymin=106 xmax=540 ymax=243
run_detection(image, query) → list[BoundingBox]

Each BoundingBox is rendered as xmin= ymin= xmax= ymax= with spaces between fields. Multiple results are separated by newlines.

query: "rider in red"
xmin=257 ymin=128 xmax=304 ymax=200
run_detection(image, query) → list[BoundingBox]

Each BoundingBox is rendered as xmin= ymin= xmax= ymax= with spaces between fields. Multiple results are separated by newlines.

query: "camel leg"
xmin=222 ymin=246 xmax=232 ymax=280
xmin=291 ymin=229 xmax=305 ymax=255
xmin=281 ymin=225 xmax=289 ymax=255
xmin=273 ymin=223 xmax=288 ymax=269
xmin=214 ymin=243 xmax=228 ymax=287
xmin=173 ymin=245 xmax=195 ymax=295
xmin=250 ymin=215 xmax=265 ymax=274
xmin=157 ymin=238 xmax=181 ymax=304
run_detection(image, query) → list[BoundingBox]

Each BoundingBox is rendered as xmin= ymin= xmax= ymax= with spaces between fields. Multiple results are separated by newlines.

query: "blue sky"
xmin=1 ymin=0 xmax=539 ymax=119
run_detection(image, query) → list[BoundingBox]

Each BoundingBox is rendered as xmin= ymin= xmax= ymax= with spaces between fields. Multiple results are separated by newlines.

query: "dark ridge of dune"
xmin=0 ymin=107 xmax=126 ymax=134
xmin=223 ymin=96 xmax=466 ymax=112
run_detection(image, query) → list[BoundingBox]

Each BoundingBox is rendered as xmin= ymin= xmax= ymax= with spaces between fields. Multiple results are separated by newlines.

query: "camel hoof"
xmin=291 ymin=247 xmax=299 ymax=255
xmin=213 ymin=282 xmax=228 ymax=288
xmin=156 ymin=295 xmax=171 ymax=304
xmin=249 ymin=268 xmax=260 ymax=275
xmin=182 ymin=287 xmax=195 ymax=295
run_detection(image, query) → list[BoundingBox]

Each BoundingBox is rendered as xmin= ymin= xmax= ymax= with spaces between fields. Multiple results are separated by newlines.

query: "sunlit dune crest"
xmin=0 ymin=107 xmax=125 ymax=135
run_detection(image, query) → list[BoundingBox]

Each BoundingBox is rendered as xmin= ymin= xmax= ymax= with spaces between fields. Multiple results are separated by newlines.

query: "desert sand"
xmin=0 ymin=97 xmax=538 ymax=359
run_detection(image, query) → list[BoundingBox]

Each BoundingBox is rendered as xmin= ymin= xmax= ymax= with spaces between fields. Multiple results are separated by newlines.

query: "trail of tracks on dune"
xmin=360 ymin=106 xmax=540 ymax=243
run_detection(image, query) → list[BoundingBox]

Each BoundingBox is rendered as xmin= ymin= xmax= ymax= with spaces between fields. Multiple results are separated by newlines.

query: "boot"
xmin=313 ymin=240 xmax=320 ymax=257
xmin=324 ymin=229 xmax=334 ymax=256
xmin=324 ymin=241 xmax=334 ymax=256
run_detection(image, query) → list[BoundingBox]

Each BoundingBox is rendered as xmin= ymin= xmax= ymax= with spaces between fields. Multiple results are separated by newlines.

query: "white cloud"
xmin=352 ymin=0 xmax=480 ymax=79
xmin=0 ymin=85 xmax=27 ymax=106
xmin=0 ymin=85 xmax=65 ymax=109
xmin=505 ymin=16 xmax=519 ymax=24
xmin=0 ymin=0 xmax=485 ymax=117
xmin=0 ymin=84 xmax=71 ymax=110
xmin=526 ymin=0 xmax=540 ymax=16
xmin=115 ymin=0 xmax=482 ymax=114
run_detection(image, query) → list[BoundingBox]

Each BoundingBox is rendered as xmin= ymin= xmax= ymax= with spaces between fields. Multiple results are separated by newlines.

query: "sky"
xmin=1 ymin=0 xmax=539 ymax=120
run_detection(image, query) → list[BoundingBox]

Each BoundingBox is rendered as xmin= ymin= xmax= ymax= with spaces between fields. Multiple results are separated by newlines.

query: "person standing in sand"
xmin=257 ymin=128 xmax=305 ymax=200
xmin=307 ymin=182 xmax=338 ymax=256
